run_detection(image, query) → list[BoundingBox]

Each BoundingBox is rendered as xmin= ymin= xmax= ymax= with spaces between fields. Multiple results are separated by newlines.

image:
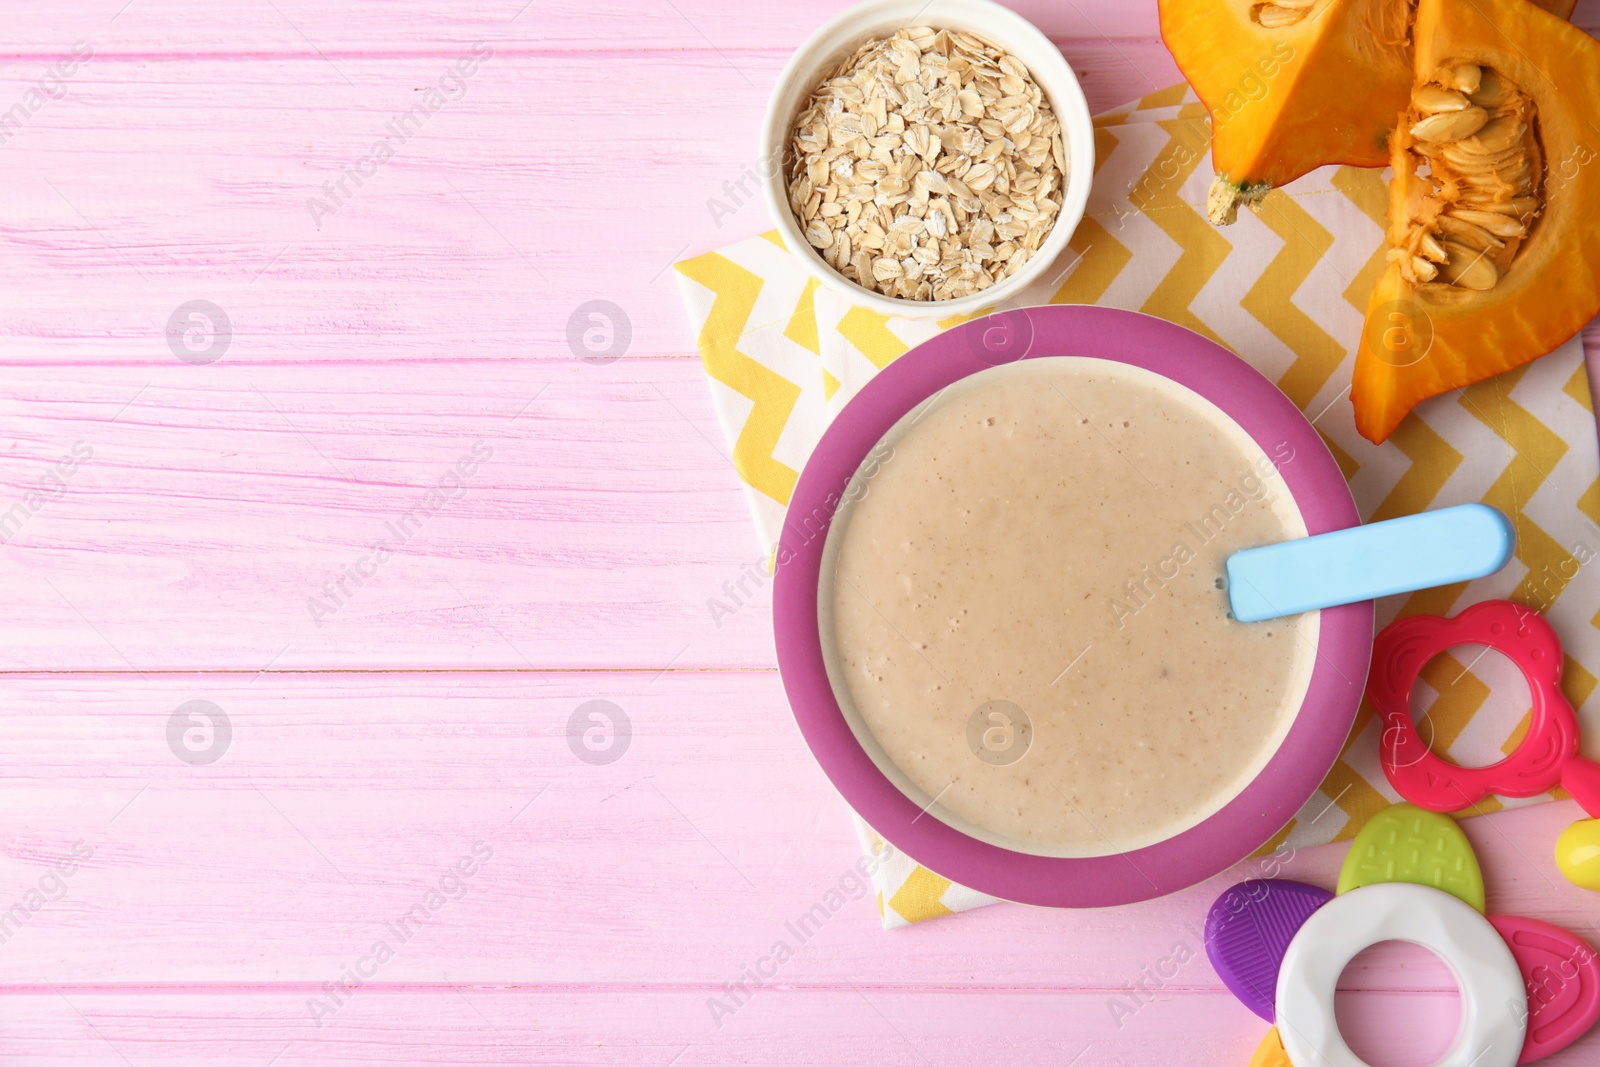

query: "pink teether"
xmin=1370 ymin=600 xmax=1600 ymax=816
xmin=1488 ymin=915 xmax=1600 ymax=1064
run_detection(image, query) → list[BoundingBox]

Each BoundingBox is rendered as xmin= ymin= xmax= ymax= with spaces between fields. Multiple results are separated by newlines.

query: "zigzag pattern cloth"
xmin=675 ymin=85 xmax=1600 ymax=930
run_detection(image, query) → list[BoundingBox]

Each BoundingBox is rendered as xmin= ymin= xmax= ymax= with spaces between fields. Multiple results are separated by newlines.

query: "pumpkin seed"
xmin=1447 ymin=63 xmax=1482 ymax=94
xmin=1458 ymin=186 xmax=1522 ymax=212
xmin=1451 ymin=153 xmax=1531 ymax=183
xmin=1411 ymin=106 xmax=1489 ymax=142
xmin=1439 ymin=143 xmax=1523 ymax=171
xmin=1414 ymin=86 xmax=1470 ymax=113
xmin=1446 ymin=208 xmax=1527 ymax=238
xmin=1476 ymin=196 xmax=1541 ymax=217
xmin=1436 ymin=214 xmax=1505 ymax=251
xmin=1459 ymin=118 xmax=1524 ymax=154
xmin=1457 ymin=187 xmax=1518 ymax=209
xmin=1494 ymin=162 xmax=1534 ymax=187
xmin=1470 ymin=69 xmax=1511 ymax=108
xmin=1418 ymin=231 xmax=1449 ymax=262
xmin=1255 ymin=3 xmax=1307 ymax=27
xmin=1440 ymin=241 xmax=1498 ymax=289
xmin=1410 ymin=256 xmax=1440 ymax=283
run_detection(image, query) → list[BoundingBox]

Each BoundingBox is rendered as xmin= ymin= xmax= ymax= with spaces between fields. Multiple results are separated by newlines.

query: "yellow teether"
xmin=1337 ymin=802 xmax=1485 ymax=912
xmin=1555 ymin=817 xmax=1600 ymax=891
xmin=1247 ymin=1026 xmax=1291 ymax=1067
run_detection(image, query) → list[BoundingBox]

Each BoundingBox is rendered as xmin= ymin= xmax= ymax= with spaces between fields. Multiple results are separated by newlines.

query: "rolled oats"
xmin=786 ymin=27 xmax=1068 ymax=301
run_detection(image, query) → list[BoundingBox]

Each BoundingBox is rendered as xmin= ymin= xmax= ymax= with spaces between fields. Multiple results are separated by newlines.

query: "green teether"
xmin=1336 ymin=802 xmax=1485 ymax=912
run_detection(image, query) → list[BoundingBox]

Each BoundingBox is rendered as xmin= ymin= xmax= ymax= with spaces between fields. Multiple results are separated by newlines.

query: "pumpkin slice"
xmin=1158 ymin=0 xmax=1577 ymax=225
xmin=1350 ymin=0 xmax=1600 ymax=443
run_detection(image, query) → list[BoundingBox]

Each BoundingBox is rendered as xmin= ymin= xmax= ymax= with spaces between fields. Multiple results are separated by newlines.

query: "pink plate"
xmin=771 ymin=305 xmax=1373 ymax=908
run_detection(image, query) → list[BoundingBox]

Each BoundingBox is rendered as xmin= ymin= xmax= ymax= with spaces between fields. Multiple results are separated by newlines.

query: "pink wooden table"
xmin=5 ymin=1 xmax=1600 ymax=1063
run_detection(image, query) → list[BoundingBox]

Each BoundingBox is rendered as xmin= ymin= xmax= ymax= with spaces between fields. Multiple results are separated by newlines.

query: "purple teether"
xmin=1205 ymin=878 xmax=1333 ymax=1021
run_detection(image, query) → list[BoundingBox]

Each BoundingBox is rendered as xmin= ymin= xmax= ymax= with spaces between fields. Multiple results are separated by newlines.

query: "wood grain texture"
xmin=0 ymin=361 xmax=774 ymax=671
xmin=4 ymin=0 xmax=1600 ymax=1062
xmin=0 ymin=989 xmax=1505 ymax=1067
xmin=3 ymin=0 xmax=1596 ymax=53
xmin=0 ymin=670 xmax=1590 ymax=991
xmin=0 ymin=41 xmax=1178 ymax=365
xmin=0 ymin=1 xmax=1171 ymax=54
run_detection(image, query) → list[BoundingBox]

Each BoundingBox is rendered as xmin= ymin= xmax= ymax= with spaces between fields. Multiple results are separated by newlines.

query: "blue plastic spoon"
xmin=1225 ymin=503 xmax=1515 ymax=624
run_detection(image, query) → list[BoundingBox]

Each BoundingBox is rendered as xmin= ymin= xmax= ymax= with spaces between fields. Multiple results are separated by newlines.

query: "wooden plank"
xmin=8 ymin=0 xmax=1593 ymax=56
xmin=1 ymin=1 xmax=1174 ymax=55
xmin=0 ymin=668 xmax=1590 ymax=989
xmin=0 ymin=668 xmax=1232 ymax=985
xmin=0 ymin=44 xmax=1176 ymax=364
xmin=0 ymin=988 xmax=1488 ymax=1067
xmin=0 ymin=360 xmax=781 ymax=671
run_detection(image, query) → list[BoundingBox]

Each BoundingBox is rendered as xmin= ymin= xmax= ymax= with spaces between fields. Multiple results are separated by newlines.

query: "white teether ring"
xmin=1275 ymin=882 xmax=1526 ymax=1067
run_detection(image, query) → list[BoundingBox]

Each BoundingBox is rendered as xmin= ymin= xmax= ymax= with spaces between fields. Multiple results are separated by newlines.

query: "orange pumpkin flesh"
xmin=1351 ymin=0 xmax=1600 ymax=443
xmin=1158 ymin=0 xmax=1578 ymax=224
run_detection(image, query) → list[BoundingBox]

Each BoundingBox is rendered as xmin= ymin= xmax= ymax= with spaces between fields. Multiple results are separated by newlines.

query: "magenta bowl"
xmin=772 ymin=305 xmax=1373 ymax=908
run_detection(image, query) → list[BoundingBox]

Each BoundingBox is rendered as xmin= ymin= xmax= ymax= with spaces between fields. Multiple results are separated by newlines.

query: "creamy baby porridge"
xmin=821 ymin=357 xmax=1317 ymax=857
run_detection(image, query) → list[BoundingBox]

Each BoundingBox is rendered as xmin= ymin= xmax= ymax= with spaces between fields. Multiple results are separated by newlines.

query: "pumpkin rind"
xmin=1351 ymin=0 xmax=1600 ymax=443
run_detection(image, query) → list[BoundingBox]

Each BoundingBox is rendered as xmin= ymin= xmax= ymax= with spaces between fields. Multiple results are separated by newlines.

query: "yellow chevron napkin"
xmin=676 ymin=85 xmax=1600 ymax=929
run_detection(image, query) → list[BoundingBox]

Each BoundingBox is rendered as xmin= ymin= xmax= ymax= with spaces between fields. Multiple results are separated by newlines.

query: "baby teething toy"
xmin=1206 ymin=879 xmax=1333 ymax=1022
xmin=1278 ymin=881 xmax=1525 ymax=1067
xmin=1369 ymin=599 xmax=1600 ymax=891
xmin=1489 ymin=915 xmax=1600 ymax=1062
xmin=1206 ymin=803 xmax=1600 ymax=1065
xmin=1554 ymin=820 xmax=1600 ymax=890
xmin=1335 ymin=801 xmax=1484 ymax=911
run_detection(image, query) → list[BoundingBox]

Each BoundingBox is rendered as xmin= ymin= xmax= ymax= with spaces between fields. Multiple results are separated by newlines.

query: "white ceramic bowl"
xmin=759 ymin=0 xmax=1095 ymax=320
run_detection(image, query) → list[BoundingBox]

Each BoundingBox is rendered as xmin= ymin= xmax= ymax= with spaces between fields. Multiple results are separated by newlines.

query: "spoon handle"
xmin=1225 ymin=503 xmax=1514 ymax=623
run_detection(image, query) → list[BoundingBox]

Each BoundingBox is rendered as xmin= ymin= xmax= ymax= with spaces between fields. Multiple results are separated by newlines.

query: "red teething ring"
xmin=1370 ymin=600 xmax=1600 ymax=816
